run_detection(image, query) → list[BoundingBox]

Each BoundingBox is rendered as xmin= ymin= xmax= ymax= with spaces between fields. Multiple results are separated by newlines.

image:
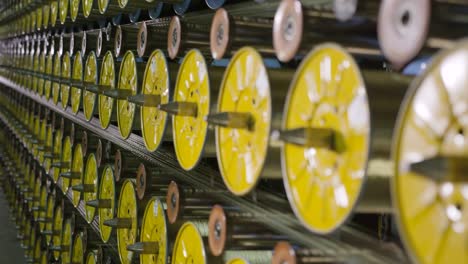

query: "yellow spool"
xmin=98 ymin=165 xmax=115 ymax=243
xmin=84 ymin=153 xmax=98 ymax=223
xmin=27 ymin=223 xmax=36 ymax=258
xmin=37 ymin=54 xmax=46 ymax=96
xmin=141 ymin=49 xmax=170 ymax=152
xmin=392 ymin=40 xmax=468 ymax=264
xmin=226 ymin=258 xmax=250 ymax=264
xmin=98 ymin=51 xmax=116 ymax=129
xmin=50 ymin=1 xmax=58 ymax=27
xmin=32 ymin=117 xmax=40 ymax=157
xmin=37 ymin=121 xmax=46 ymax=163
xmin=45 ymin=192 xmax=55 ymax=245
xmin=52 ymin=204 xmax=63 ymax=261
xmin=30 ymin=11 xmax=36 ymax=33
xmin=83 ymin=51 xmax=98 ymax=121
xmin=71 ymin=51 xmax=83 ymax=114
xmin=216 ymin=47 xmax=271 ymax=195
xmin=49 ymin=52 xmax=62 ymax=100
xmin=37 ymin=185 xmax=47 ymax=231
xmin=117 ymin=51 xmax=138 ymax=139
xmin=171 ymin=222 xmax=206 ymax=264
xmin=60 ymin=136 xmax=72 ymax=193
xmin=139 ymin=198 xmax=167 ymax=264
xmin=97 ymin=0 xmax=110 ymax=14
xmin=70 ymin=0 xmax=80 ymax=22
xmin=52 ymin=130 xmax=63 ymax=183
xmin=40 ymin=251 xmax=47 ymax=264
xmin=33 ymin=234 xmax=42 ymax=263
xmin=59 ymin=0 xmax=69 ymax=25
xmin=32 ymin=54 xmax=40 ymax=93
xmin=117 ymin=179 xmax=138 ymax=264
xmin=43 ymin=125 xmax=53 ymax=172
xmin=36 ymin=7 xmax=43 ymax=31
xmin=86 ymin=251 xmax=98 ymax=264
xmin=82 ymin=0 xmax=94 ymax=18
xmin=61 ymin=218 xmax=72 ymax=263
xmin=32 ymin=178 xmax=41 ymax=220
xmin=43 ymin=5 xmax=50 ymax=29
xmin=44 ymin=54 xmax=53 ymax=99
xmin=61 ymin=51 xmax=72 ymax=108
xmin=71 ymin=144 xmax=84 ymax=207
xmin=54 ymin=52 xmax=65 ymax=105
xmin=173 ymin=49 xmax=210 ymax=170
xmin=71 ymin=233 xmax=84 ymax=264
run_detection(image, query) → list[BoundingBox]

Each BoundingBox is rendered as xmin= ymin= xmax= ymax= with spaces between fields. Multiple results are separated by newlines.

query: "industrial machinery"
xmin=0 ymin=0 xmax=466 ymax=264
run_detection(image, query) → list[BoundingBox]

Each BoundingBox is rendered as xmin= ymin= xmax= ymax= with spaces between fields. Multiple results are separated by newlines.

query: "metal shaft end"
xmin=158 ymin=101 xmax=198 ymax=117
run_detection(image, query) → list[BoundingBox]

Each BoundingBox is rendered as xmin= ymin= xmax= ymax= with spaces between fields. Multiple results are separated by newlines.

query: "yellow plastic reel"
xmin=48 ymin=52 xmax=62 ymax=99
xmin=50 ymin=1 xmax=58 ymax=27
xmin=36 ymin=7 xmax=42 ymax=30
xmin=33 ymin=117 xmax=40 ymax=157
xmin=97 ymin=0 xmax=109 ymax=14
xmin=392 ymin=40 xmax=468 ymax=264
xmin=70 ymin=0 xmax=80 ymax=22
xmin=59 ymin=0 xmax=68 ymax=24
xmin=84 ymin=153 xmax=98 ymax=223
xmin=38 ymin=186 xmax=48 ymax=231
xmin=45 ymin=193 xmax=55 ymax=244
xmin=38 ymin=121 xmax=46 ymax=163
xmin=117 ymin=179 xmax=138 ymax=264
xmin=44 ymin=54 xmax=53 ymax=99
xmin=52 ymin=204 xmax=63 ymax=261
xmin=82 ymin=0 xmax=93 ymax=17
xmin=61 ymin=51 xmax=71 ymax=109
xmin=55 ymin=52 xmax=66 ymax=105
xmin=27 ymin=223 xmax=36 ymax=258
xmin=140 ymin=198 xmax=167 ymax=264
xmin=32 ymin=54 xmax=40 ymax=93
xmin=83 ymin=51 xmax=98 ymax=121
xmin=60 ymin=136 xmax=72 ymax=193
xmin=32 ymin=178 xmax=41 ymax=220
xmin=171 ymin=222 xmax=206 ymax=264
xmin=42 ymin=5 xmax=50 ymax=29
xmin=216 ymin=47 xmax=271 ymax=196
xmin=30 ymin=11 xmax=36 ymax=33
xmin=86 ymin=251 xmax=97 ymax=264
xmin=37 ymin=54 xmax=46 ymax=96
xmin=71 ymin=144 xmax=84 ymax=207
xmin=117 ymin=51 xmax=138 ymax=139
xmin=61 ymin=218 xmax=72 ymax=263
xmin=71 ymin=51 xmax=83 ymax=114
xmin=98 ymin=51 xmax=116 ymax=129
xmin=141 ymin=49 xmax=170 ymax=152
xmin=71 ymin=233 xmax=84 ymax=264
xmin=43 ymin=125 xmax=53 ymax=172
xmin=98 ymin=165 xmax=115 ymax=243
xmin=282 ymin=44 xmax=370 ymax=234
xmin=52 ymin=130 xmax=63 ymax=183
xmin=118 ymin=0 xmax=128 ymax=8
xmin=33 ymin=235 xmax=42 ymax=262
xmin=173 ymin=49 xmax=210 ymax=170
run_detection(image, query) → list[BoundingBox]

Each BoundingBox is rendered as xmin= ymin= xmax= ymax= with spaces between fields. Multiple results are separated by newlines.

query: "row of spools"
xmin=0 ymin=93 xmax=322 ymax=264
xmin=1 ymin=36 xmax=467 ymax=264
xmin=1 ymin=0 xmax=466 ymax=68
xmin=0 ymin=0 xmax=467 ymax=264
